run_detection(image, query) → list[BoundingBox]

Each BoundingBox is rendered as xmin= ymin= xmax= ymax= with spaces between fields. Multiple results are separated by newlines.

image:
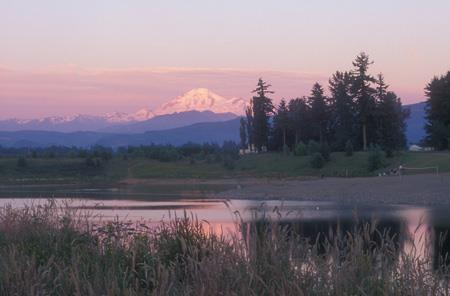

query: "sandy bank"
xmin=214 ymin=173 xmax=450 ymax=206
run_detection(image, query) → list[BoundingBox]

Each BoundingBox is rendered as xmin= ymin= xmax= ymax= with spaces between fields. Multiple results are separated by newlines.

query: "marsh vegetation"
xmin=1 ymin=202 xmax=450 ymax=295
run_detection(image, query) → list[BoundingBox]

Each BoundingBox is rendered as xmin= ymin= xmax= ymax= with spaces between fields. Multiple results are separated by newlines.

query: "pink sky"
xmin=2 ymin=1 xmax=448 ymax=119
xmin=0 ymin=66 xmax=425 ymax=119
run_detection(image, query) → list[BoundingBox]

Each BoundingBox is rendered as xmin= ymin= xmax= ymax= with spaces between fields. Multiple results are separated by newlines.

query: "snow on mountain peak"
xmin=153 ymin=88 xmax=247 ymax=116
xmin=0 ymin=89 xmax=247 ymax=131
xmin=133 ymin=108 xmax=155 ymax=121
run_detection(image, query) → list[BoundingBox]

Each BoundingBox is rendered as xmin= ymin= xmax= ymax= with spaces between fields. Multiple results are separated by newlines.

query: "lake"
xmin=1 ymin=183 xmax=450 ymax=268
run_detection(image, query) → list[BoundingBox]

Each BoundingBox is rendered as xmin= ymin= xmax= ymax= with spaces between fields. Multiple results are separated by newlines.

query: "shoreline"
xmin=214 ymin=173 xmax=450 ymax=206
xmin=1 ymin=173 xmax=450 ymax=207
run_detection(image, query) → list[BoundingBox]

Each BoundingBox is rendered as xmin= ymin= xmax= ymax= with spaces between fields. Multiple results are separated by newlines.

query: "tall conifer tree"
xmin=351 ymin=52 xmax=376 ymax=150
xmin=329 ymin=71 xmax=355 ymax=150
xmin=425 ymin=71 xmax=450 ymax=150
xmin=251 ymin=78 xmax=274 ymax=151
xmin=308 ymin=83 xmax=329 ymax=144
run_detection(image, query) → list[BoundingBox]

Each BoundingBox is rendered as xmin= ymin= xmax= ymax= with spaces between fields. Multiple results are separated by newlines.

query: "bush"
xmin=345 ymin=140 xmax=353 ymax=157
xmin=16 ymin=157 xmax=27 ymax=168
xmin=85 ymin=156 xmax=102 ymax=168
xmin=385 ymin=148 xmax=394 ymax=158
xmin=307 ymin=140 xmax=320 ymax=155
xmin=310 ymin=152 xmax=325 ymax=169
xmin=367 ymin=145 xmax=384 ymax=172
xmin=319 ymin=142 xmax=331 ymax=161
xmin=294 ymin=142 xmax=307 ymax=156
xmin=223 ymin=156 xmax=235 ymax=170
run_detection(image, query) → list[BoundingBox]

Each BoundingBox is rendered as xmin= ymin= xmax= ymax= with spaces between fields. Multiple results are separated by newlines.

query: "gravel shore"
xmin=215 ymin=173 xmax=450 ymax=206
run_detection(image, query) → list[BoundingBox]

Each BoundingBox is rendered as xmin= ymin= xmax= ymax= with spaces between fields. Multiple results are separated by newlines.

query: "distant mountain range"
xmin=0 ymin=88 xmax=246 ymax=133
xmin=404 ymin=101 xmax=426 ymax=145
xmin=0 ymin=118 xmax=240 ymax=148
xmin=0 ymin=85 xmax=427 ymax=148
xmin=101 ymin=110 xmax=237 ymax=133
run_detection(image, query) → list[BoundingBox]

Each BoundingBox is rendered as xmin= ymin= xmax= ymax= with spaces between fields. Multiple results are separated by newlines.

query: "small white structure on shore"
xmin=409 ymin=145 xmax=423 ymax=152
xmin=408 ymin=145 xmax=434 ymax=152
xmin=239 ymin=144 xmax=267 ymax=155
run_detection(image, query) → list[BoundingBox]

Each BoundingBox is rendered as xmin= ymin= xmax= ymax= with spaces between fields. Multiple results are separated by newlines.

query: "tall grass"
xmin=0 ymin=202 xmax=449 ymax=295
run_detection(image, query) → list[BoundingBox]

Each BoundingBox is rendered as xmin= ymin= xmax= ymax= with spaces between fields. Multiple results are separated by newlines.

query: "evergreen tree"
xmin=273 ymin=99 xmax=290 ymax=150
xmin=329 ymin=71 xmax=355 ymax=150
xmin=425 ymin=71 xmax=450 ymax=150
xmin=375 ymin=74 xmax=408 ymax=155
xmin=288 ymin=97 xmax=310 ymax=145
xmin=251 ymin=78 xmax=274 ymax=151
xmin=245 ymin=104 xmax=254 ymax=151
xmin=374 ymin=73 xmax=389 ymax=146
xmin=308 ymin=83 xmax=329 ymax=144
xmin=351 ymin=52 xmax=377 ymax=150
xmin=239 ymin=117 xmax=247 ymax=149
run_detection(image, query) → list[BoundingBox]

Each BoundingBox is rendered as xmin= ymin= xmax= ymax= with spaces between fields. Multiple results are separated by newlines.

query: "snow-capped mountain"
xmin=0 ymin=88 xmax=247 ymax=132
xmin=103 ymin=108 xmax=155 ymax=123
xmin=153 ymin=88 xmax=247 ymax=116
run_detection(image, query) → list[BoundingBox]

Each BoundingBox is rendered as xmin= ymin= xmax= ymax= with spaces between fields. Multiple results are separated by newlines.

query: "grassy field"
xmin=0 ymin=151 xmax=449 ymax=183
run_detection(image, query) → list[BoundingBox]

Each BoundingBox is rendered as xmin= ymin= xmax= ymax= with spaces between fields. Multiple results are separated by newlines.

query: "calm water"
xmin=2 ymin=183 xmax=450 ymax=267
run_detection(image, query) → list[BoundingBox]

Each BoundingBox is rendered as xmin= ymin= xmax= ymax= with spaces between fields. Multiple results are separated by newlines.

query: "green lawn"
xmin=0 ymin=151 xmax=449 ymax=183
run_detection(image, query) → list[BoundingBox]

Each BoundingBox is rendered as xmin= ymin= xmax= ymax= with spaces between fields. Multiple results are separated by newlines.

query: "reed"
xmin=0 ymin=201 xmax=449 ymax=295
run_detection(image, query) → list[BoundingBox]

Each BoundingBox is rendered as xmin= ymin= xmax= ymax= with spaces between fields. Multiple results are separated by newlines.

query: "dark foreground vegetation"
xmin=0 ymin=202 xmax=450 ymax=295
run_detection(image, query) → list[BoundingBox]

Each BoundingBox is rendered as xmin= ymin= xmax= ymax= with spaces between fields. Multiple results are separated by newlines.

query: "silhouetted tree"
xmin=375 ymin=74 xmax=408 ymax=155
xmin=273 ymin=99 xmax=290 ymax=151
xmin=425 ymin=71 xmax=450 ymax=150
xmin=351 ymin=52 xmax=377 ymax=150
xmin=308 ymin=83 xmax=329 ymax=144
xmin=236 ymin=53 xmax=408 ymax=155
xmin=251 ymin=78 xmax=274 ymax=151
xmin=239 ymin=117 xmax=247 ymax=149
xmin=329 ymin=71 xmax=355 ymax=150
xmin=245 ymin=104 xmax=254 ymax=151
xmin=288 ymin=97 xmax=310 ymax=145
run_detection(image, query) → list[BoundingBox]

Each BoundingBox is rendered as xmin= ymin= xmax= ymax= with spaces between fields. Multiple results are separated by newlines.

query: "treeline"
xmin=0 ymin=142 xmax=240 ymax=169
xmin=117 ymin=142 xmax=239 ymax=164
xmin=240 ymin=53 xmax=409 ymax=157
xmin=425 ymin=71 xmax=450 ymax=150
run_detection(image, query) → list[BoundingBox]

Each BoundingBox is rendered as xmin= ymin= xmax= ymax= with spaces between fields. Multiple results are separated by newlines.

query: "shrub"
xmin=367 ymin=145 xmax=384 ymax=172
xmin=16 ymin=157 xmax=27 ymax=168
xmin=294 ymin=142 xmax=307 ymax=156
xmin=307 ymin=140 xmax=320 ymax=155
xmin=345 ymin=140 xmax=354 ymax=157
xmin=319 ymin=142 xmax=331 ymax=161
xmin=385 ymin=148 xmax=394 ymax=158
xmin=223 ymin=156 xmax=235 ymax=170
xmin=310 ymin=152 xmax=325 ymax=169
xmin=85 ymin=156 xmax=102 ymax=168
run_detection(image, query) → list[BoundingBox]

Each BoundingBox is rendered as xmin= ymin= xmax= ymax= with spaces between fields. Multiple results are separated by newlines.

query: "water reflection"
xmin=1 ymin=196 xmax=450 ymax=269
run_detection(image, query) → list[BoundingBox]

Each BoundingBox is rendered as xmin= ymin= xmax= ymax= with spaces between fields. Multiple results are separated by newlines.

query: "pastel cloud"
xmin=0 ymin=66 xmax=424 ymax=120
xmin=0 ymin=67 xmax=328 ymax=119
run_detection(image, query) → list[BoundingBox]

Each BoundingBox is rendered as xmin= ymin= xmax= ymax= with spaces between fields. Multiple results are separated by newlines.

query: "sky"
xmin=1 ymin=0 xmax=450 ymax=119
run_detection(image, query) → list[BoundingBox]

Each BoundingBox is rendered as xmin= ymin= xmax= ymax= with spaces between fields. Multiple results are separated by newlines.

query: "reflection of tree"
xmin=432 ymin=225 xmax=450 ymax=270
xmin=241 ymin=217 xmax=405 ymax=260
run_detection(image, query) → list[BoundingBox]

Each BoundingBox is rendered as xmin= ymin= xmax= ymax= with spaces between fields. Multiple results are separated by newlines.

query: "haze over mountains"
xmin=0 ymin=88 xmax=426 ymax=148
xmin=0 ymin=88 xmax=246 ymax=133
